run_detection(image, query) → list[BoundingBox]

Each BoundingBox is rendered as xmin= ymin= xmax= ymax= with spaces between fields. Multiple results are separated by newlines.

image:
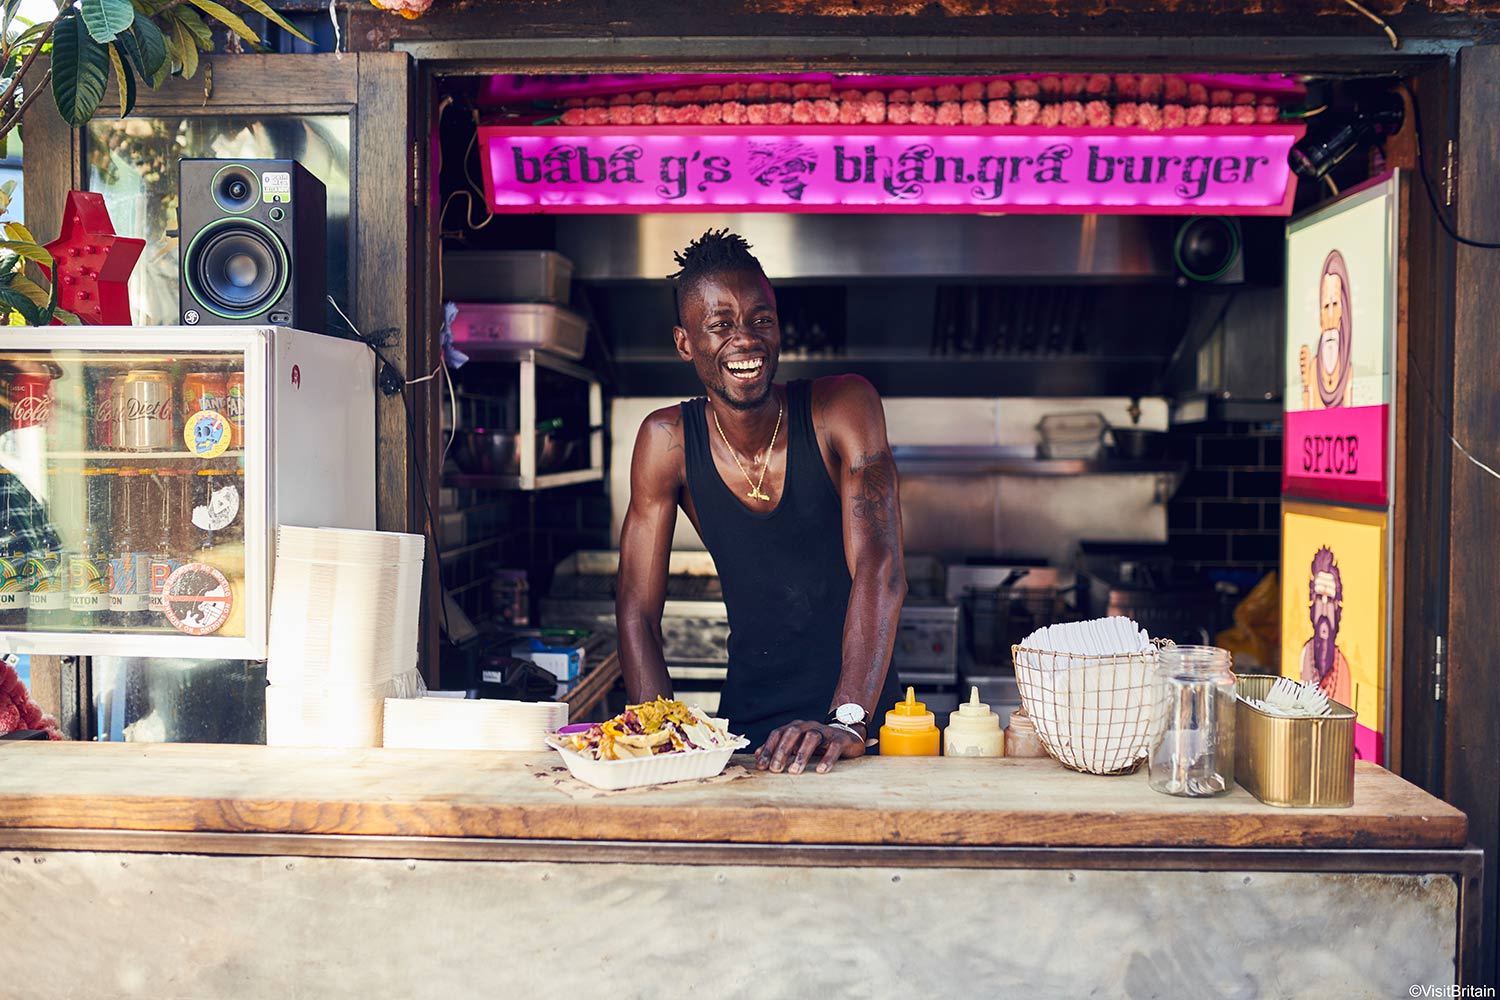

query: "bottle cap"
xmin=949 ymin=686 xmax=1001 ymax=730
xmin=884 ymin=686 xmax=936 ymax=732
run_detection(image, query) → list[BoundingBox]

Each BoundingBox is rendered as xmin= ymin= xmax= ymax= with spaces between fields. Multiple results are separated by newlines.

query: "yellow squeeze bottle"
xmin=879 ymin=687 xmax=941 ymax=756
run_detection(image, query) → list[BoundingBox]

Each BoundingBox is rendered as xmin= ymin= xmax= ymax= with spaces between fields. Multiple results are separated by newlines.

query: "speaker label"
xmin=262 ymin=171 xmax=292 ymax=204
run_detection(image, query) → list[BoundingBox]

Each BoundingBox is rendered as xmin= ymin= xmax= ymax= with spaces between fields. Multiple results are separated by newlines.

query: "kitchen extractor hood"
xmin=556 ymin=213 xmax=1181 ymax=282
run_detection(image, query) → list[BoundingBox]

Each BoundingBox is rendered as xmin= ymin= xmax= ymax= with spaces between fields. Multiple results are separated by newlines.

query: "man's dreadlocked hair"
xmin=670 ymin=228 xmax=768 ymax=324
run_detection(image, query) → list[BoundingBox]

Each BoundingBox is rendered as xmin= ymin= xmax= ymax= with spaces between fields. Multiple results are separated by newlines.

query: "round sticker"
xmin=184 ymin=409 xmax=231 ymax=458
xmin=191 ymin=482 xmax=240 ymax=533
xmin=162 ymin=562 xmax=233 ymax=636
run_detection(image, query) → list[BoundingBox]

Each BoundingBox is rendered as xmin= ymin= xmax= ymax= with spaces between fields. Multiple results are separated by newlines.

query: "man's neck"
xmin=708 ymin=386 xmax=782 ymax=457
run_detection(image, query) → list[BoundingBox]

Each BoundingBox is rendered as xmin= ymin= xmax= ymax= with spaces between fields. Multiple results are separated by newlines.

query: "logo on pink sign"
xmin=479 ymin=126 xmax=1303 ymax=215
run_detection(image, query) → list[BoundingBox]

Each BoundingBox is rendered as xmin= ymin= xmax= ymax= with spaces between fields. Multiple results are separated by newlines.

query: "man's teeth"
xmin=726 ymin=358 xmax=764 ymax=378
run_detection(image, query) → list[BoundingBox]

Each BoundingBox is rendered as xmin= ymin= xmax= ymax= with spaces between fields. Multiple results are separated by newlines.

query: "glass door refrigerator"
xmin=0 ymin=326 xmax=375 ymax=741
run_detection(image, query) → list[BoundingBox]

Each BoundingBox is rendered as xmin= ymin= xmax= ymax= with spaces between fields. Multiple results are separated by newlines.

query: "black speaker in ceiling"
xmin=1173 ymin=216 xmax=1243 ymax=285
xmin=178 ymin=158 xmax=326 ymax=331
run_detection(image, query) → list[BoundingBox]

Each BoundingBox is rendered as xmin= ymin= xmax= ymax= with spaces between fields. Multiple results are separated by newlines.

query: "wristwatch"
xmin=828 ymin=703 xmax=867 ymax=727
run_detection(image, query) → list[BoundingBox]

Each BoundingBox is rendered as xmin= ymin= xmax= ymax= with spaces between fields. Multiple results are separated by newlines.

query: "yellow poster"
xmin=1280 ymin=501 xmax=1387 ymax=763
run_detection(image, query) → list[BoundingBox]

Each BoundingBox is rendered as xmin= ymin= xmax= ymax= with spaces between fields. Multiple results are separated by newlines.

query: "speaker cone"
xmin=1174 ymin=217 xmax=1242 ymax=283
xmin=184 ymin=218 xmax=290 ymax=319
xmin=212 ymin=163 xmax=259 ymax=214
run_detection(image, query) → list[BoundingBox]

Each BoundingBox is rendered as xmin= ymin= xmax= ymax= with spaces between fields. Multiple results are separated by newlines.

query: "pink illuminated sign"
xmin=1283 ymin=405 xmax=1389 ymax=507
xmin=478 ymin=126 xmax=1303 ymax=215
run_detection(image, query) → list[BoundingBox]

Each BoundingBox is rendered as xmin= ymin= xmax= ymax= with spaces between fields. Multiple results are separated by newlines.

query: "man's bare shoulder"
xmin=810 ymin=374 xmax=883 ymax=431
xmin=633 ymin=404 xmax=688 ymax=483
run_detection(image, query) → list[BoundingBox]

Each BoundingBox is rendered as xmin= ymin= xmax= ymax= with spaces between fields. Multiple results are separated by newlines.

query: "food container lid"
xmin=884 ymin=686 xmax=936 ymax=732
xmin=1007 ymin=707 xmax=1037 ymax=735
xmin=948 ymin=686 xmax=1001 ymax=731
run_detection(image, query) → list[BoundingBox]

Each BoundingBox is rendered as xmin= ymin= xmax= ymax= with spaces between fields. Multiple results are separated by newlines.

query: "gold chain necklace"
xmin=712 ymin=401 xmax=782 ymax=502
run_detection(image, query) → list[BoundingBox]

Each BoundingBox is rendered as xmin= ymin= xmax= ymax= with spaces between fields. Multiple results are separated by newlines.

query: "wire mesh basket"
xmin=1011 ymin=642 xmax=1162 ymax=775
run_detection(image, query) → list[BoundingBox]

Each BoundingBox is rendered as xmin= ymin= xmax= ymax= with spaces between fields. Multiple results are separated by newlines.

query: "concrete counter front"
xmin=0 ymin=743 xmax=1480 ymax=998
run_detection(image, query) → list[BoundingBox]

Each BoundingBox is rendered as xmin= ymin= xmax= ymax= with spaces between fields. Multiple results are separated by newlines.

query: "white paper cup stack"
xmin=382 ymin=697 xmax=568 ymax=751
xmin=265 ymin=526 xmax=427 ymax=748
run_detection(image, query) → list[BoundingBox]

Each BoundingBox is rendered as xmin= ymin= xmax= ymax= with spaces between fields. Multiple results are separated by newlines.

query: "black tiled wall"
xmin=1168 ymin=420 xmax=1283 ymax=589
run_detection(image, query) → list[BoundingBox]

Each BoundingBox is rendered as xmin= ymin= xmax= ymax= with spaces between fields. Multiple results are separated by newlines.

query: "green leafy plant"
xmin=0 ymin=0 xmax=310 ymax=323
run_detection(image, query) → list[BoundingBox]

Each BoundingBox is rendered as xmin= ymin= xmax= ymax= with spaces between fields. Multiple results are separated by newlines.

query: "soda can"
xmin=93 ymin=376 xmax=116 ymax=449
xmin=114 ymin=370 xmax=175 ymax=452
xmin=182 ymin=371 xmax=227 ymax=422
xmin=10 ymin=372 xmax=53 ymax=429
xmin=225 ymin=371 xmax=245 ymax=448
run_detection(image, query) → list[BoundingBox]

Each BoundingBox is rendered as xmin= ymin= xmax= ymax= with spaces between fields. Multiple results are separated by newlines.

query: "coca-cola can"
xmin=114 ymin=370 xmax=175 ymax=452
xmin=10 ymin=372 xmax=53 ymax=429
xmin=93 ymin=376 xmax=116 ymax=449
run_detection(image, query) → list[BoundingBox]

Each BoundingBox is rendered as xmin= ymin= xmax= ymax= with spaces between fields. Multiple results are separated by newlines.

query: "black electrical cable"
xmin=1398 ymin=78 xmax=1500 ymax=250
xmin=328 ymin=301 xmax=458 ymax=646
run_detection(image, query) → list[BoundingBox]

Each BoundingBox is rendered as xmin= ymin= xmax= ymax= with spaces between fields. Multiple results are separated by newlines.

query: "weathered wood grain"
xmin=0 ymin=742 xmax=1466 ymax=850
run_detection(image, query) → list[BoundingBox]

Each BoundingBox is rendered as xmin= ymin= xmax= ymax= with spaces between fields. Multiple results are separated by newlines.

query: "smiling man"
xmin=616 ymin=229 xmax=906 ymax=774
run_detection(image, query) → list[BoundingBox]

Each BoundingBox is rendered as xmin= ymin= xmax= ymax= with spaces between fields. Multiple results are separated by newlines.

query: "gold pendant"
xmin=747 ymin=488 xmax=770 ymax=501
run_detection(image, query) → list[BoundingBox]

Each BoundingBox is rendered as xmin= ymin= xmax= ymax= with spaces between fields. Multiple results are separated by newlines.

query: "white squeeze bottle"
xmin=943 ymin=686 xmax=1005 ymax=757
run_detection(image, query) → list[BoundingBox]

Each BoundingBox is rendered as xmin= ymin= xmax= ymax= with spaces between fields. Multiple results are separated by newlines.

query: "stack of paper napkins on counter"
xmin=1013 ymin=617 xmax=1155 ymax=774
xmin=266 ymin=526 xmax=427 ymax=748
xmin=382 ymin=696 xmax=568 ymax=751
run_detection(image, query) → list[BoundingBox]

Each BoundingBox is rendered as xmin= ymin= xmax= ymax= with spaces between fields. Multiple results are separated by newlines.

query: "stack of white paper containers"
xmin=266 ymin=526 xmax=427 ymax=747
xmin=382 ymin=697 xmax=568 ymax=751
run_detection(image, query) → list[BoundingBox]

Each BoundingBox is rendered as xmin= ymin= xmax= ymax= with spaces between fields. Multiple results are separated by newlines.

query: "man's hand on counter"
xmin=756 ymin=721 xmax=866 ymax=775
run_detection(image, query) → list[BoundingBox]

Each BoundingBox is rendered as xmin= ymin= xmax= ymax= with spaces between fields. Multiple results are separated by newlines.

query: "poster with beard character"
xmin=1280 ymin=501 xmax=1388 ymax=764
xmin=1282 ymin=173 xmax=1397 ymax=506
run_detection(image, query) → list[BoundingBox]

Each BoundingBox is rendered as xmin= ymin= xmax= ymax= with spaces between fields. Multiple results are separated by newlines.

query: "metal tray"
xmin=450 ymin=302 xmax=588 ymax=360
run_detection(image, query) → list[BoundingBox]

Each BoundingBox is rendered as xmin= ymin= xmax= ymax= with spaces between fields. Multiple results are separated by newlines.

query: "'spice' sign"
xmin=479 ymin=126 xmax=1303 ymax=214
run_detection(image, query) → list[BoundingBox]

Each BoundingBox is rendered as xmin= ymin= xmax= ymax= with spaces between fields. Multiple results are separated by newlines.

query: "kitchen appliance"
xmin=441 ymin=250 xmax=573 ymax=304
xmin=179 ymin=159 xmax=326 ymax=331
xmin=0 ymin=326 xmax=375 ymax=659
xmin=450 ymin=302 xmax=588 ymax=360
xmin=1077 ymin=542 xmax=1217 ymax=645
xmin=542 ymin=550 xmax=961 ymax=714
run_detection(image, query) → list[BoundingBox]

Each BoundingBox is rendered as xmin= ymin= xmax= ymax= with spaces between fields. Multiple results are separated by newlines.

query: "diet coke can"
xmin=10 ymin=372 xmax=53 ymax=430
xmin=114 ymin=370 xmax=175 ymax=452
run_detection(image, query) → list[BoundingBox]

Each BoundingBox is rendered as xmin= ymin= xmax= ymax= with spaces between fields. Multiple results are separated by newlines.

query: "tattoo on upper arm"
xmin=652 ymin=411 xmax=682 ymax=453
xmin=849 ymin=450 xmax=897 ymax=531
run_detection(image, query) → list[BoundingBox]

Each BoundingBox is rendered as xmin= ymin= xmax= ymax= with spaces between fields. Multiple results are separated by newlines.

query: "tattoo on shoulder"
xmin=849 ymin=450 xmax=896 ymax=528
xmin=652 ymin=411 xmax=682 ymax=454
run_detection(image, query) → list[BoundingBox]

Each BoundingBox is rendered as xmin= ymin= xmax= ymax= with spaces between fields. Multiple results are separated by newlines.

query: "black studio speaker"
xmin=178 ymin=158 xmax=325 ymax=331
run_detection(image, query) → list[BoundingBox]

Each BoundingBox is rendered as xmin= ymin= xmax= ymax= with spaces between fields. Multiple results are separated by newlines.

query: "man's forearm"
xmin=617 ymin=606 xmax=674 ymax=703
xmin=833 ymin=555 xmax=906 ymax=718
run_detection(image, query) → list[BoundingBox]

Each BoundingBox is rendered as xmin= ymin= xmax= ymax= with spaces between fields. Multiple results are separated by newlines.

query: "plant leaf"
xmin=80 ymin=0 xmax=134 ymax=43
xmin=0 ymin=240 xmax=51 ymax=265
xmin=229 ymin=0 xmax=310 ymax=44
xmin=51 ymin=307 xmax=81 ymax=325
xmin=3 ymin=221 xmax=33 ymax=242
xmin=170 ymin=16 xmax=197 ymax=78
xmin=127 ymin=10 xmax=166 ymax=78
xmin=0 ymin=286 xmax=43 ymax=326
xmin=10 ymin=19 xmax=50 ymax=48
xmin=185 ymin=0 xmax=259 ymax=46
xmin=5 ymin=270 xmax=48 ymax=309
xmin=107 ymin=39 xmax=135 ymax=116
xmin=171 ymin=5 xmax=213 ymax=49
xmin=50 ymin=10 xmax=111 ymax=126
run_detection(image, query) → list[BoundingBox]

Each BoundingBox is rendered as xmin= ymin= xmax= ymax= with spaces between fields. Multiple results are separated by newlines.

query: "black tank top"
xmin=682 ymin=380 xmax=903 ymax=749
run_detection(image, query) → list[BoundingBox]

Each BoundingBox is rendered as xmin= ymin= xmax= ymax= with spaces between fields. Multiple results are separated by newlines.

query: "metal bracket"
xmin=1443 ymin=139 xmax=1455 ymax=208
xmin=1433 ymin=634 xmax=1445 ymax=702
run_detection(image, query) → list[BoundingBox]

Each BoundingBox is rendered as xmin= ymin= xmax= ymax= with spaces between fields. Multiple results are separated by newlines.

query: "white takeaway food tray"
xmin=546 ymin=736 xmax=751 ymax=790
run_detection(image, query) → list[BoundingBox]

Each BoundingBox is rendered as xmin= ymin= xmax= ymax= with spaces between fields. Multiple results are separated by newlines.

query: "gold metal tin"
xmin=1234 ymin=674 xmax=1356 ymax=808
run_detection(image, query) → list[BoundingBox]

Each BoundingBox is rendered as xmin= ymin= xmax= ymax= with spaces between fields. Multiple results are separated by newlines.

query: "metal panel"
xmin=559 ymin=213 xmax=1174 ymax=281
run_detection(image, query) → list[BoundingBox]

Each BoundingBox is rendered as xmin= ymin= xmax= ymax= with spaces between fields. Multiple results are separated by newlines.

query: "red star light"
xmin=42 ymin=191 xmax=145 ymax=325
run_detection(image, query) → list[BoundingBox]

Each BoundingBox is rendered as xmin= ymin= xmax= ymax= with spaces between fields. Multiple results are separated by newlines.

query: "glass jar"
xmin=1147 ymin=645 xmax=1236 ymax=797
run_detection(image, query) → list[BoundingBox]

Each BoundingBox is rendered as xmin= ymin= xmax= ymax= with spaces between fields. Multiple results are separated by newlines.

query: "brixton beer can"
xmin=225 ymin=371 xmax=245 ymax=448
xmin=10 ymin=372 xmax=53 ymax=430
xmin=114 ymin=370 xmax=174 ymax=452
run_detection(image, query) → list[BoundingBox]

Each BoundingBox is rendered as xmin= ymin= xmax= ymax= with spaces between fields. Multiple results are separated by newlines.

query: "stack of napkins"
xmin=1013 ymin=616 xmax=1155 ymax=774
xmin=265 ymin=526 xmax=427 ymax=748
xmin=382 ymin=697 xmax=568 ymax=751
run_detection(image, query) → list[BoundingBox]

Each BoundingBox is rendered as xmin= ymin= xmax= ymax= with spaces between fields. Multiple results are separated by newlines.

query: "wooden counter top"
xmin=0 ymin=742 xmax=1466 ymax=850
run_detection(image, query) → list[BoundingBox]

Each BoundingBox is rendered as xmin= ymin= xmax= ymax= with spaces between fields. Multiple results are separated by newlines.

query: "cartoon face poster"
xmin=1280 ymin=501 xmax=1388 ymax=763
xmin=1283 ymin=173 xmax=1398 ymax=506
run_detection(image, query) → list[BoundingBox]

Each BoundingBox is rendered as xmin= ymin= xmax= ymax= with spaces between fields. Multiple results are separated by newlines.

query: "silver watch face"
xmin=835 ymin=703 xmax=866 ymax=725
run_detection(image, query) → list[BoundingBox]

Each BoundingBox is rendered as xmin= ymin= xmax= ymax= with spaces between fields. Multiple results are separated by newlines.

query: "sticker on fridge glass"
xmin=261 ymin=171 xmax=292 ymax=204
xmin=162 ymin=562 xmax=233 ymax=635
xmin=184 ymin=409 xmax=232 ymax=459
xmin=191 ymin=482 xmax=240 ymax=533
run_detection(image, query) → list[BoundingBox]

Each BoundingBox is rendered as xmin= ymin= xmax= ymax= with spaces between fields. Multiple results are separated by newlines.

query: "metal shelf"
xmin=446 ymin=467 xmax=604 ymax=491
xmin=891 ymin=446 xmax=1185 ymax=478
xmin=21 ymin=450 xmax=247 ymax=461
